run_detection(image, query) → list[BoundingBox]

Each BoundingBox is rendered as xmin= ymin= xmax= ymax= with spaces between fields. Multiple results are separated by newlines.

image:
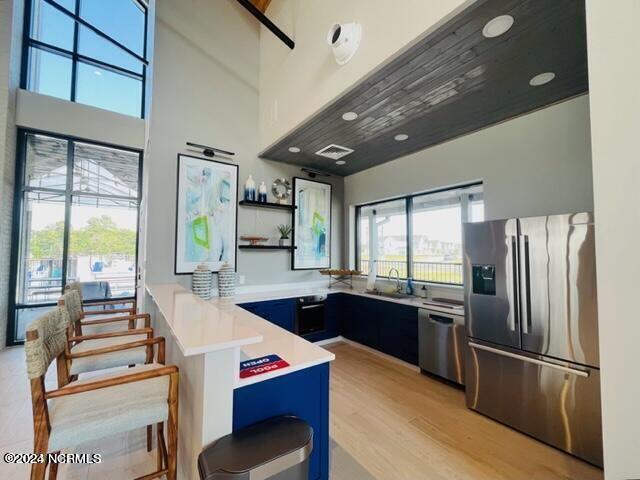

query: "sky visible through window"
xmin=27 ymin=0 xmax=145 ymax=117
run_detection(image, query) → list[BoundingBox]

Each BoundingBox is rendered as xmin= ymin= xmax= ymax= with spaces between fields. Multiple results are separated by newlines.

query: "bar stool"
xmin=57 ymin=289 xmax=154 ymax=386
xmin=24 ymin=306 xmax=179 ymax=480
xmin=59 ymin=288 xmax=160 ymax=452
xmin=65 ymin=281 xmax=137 ymax=333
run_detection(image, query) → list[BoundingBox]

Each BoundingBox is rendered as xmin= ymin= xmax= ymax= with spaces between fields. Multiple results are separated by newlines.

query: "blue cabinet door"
xmin=340 ymin=294 xmax=356 ymax=340
xmin=353 ymin=296 xmax=380 ymax=349
xmin=265 ymin=300 xmax=296 ymax=332
xmin=238 ymin=299 xmax=296 ymax=333
xmin=379 ymin=302 xmax=419 ymax=365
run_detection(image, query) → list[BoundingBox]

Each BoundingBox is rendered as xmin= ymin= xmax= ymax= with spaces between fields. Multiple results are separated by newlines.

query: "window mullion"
xmin=406 ymin=197 xmax=413 ymax=280
xmin=60 ymin=139 xmax=74 ymax=295
xmin=42 ymin=0 xmax=148 ymax=65
xmin=69 ymin=0 xmax=80 ymax=102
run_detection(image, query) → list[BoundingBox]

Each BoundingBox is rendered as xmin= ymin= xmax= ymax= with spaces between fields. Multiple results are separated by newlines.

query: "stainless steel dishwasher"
xmin=418 ymin=308 xmax=465 ymax=385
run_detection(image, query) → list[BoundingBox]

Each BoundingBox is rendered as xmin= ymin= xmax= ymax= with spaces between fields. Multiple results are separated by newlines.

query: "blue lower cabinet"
xmin=340 ymin=295 xmax=419 ymax=366
xmin=239 ymin=299 xmax=296 ymax=333
xmin=233 ymin=363 xmax=330 ymax=480
xmin=379 ymin=303 xmax=419 ymax=365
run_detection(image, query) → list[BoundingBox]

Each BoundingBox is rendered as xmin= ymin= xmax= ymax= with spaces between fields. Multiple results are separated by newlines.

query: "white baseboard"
xmin=314 ymin=336 xmax=344 ymax=346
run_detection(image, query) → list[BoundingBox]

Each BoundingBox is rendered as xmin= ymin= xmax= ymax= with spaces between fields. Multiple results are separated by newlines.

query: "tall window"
xmin=22 ymin=0 xmax=148 ymax=117
xmin=8 ymin=131 xmax=142 ymax=343
xmin=356 ymin=184 xmax=484 ymax=285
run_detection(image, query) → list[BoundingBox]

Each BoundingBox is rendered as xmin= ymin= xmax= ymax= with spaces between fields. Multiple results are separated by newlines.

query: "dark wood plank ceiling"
xmin=260 ymin=0 xmax=588 ymax=176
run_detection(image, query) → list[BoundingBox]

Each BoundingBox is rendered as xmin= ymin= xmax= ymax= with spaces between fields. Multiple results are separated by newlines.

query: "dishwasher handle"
xmin=428 ymin=314 xmax=454 ymax=325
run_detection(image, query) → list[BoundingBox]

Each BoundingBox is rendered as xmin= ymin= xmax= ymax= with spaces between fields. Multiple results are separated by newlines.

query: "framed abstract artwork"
xmin=174 ymin=154 xmax=238 ymax=274
xmin=292 ymin=177 xmax=332 ymax=270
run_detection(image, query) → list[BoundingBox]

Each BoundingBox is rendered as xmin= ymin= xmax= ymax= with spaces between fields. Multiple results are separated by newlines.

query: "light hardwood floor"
xmin=326 ymin=341 xmax=603 ymax=480
xmin=0 ymin=343 xmax=603 ymax=480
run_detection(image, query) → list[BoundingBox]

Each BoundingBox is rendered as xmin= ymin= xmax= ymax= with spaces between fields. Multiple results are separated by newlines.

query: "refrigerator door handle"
xmin=519 ymin=235 xmax=532 ymax=334
xmin=468 ymin=342 xmax=590 ymax=377
xmin=508 ymin=235 xmax=519 ymax=332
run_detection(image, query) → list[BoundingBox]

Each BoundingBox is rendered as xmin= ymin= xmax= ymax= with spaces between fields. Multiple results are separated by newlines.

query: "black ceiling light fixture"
xmin=235 ymin=0 xmax=295 ymax=49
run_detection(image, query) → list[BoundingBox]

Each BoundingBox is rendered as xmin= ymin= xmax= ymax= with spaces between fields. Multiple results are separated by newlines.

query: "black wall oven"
xmin=296 ymin=295 xmax=326 ymax=337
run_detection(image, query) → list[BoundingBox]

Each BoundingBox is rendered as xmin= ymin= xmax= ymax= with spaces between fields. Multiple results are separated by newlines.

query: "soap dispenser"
xmin=405 ymin=277 xmax=415 ymax=296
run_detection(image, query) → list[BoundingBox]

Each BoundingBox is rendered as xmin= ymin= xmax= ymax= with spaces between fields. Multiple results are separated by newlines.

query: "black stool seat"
xmin=198 ymin=416 xmax=313 ymax=480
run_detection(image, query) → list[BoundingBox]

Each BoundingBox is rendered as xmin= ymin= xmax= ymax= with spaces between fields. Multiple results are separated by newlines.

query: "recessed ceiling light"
xmin=336 ymin=160 xmax=346 ymax=165
xmin=482 ymin=15 xmax=514 ymax=38
xmin=394 ymin=134 xmax=409 ymax=141
xmin=529 ymin=72 xmax=556 ymax=86
xmin=342 ymin=111 xmax=358 ymax=121
xmin=288 ymin=146 xmax=301 ymax=153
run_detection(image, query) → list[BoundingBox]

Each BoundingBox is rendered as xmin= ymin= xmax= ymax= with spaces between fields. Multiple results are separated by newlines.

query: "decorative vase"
xmin=244 ymin=175 xmax=256 ymax=201
xmin=218 ymin=262 xmax=236 ymax=298
xmin=258 ymin=181 xmax=268 ymax=202
xmin=192 ymin=264 xmax=213 ymax=300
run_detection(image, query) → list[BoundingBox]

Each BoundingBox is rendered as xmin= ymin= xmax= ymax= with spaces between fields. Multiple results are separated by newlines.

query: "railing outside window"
xmin=355 ymin=184 xmax=484 ymax=286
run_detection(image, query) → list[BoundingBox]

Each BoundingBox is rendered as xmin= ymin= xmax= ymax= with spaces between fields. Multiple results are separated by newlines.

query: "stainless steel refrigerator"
xmin=463 ymin=212 xmax=602 ymax=467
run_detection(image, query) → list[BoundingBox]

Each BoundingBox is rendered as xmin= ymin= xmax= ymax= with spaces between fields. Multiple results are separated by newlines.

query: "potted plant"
xmin=277 ymin=224 xmax=292 ymax=246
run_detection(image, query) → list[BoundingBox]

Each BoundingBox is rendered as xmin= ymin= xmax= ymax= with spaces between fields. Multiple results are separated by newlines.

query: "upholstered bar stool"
xmin=60 ymin=286 xmax=149 ymax=337
xmin=57 ymin=290 xmax=154 ymax=386
xmin=65 ymin=281 xmax=137 ymax=333
xmin=25 ymin=307 xmax=179 ymax=480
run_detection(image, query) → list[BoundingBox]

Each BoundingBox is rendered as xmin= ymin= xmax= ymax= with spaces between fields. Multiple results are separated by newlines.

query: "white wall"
xmin=258 ymin=0 xmax=471 ymax=150
xmin=145 ymin=0 xmax=343 ymax=288
xmin=345 ymin=95 xmax=593 ymax=215
xmin=344 ymin=95 xmax=593 ymax=265
xmin=15 ymin=90 xmax=146 ymax=150
xmin=585 ymin=2 xmax=640 ymax=479
xmin=0 ymin=0 xmax=23 ymax=348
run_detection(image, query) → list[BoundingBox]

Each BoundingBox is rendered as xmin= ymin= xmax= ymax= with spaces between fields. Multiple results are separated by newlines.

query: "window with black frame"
xmin=22 ymin=0 xmax=148 ymax=117
xmin=8 ymin=131 xmax=142 ymax=344
xmin=356 ymin=184 xmax=484 ymax=286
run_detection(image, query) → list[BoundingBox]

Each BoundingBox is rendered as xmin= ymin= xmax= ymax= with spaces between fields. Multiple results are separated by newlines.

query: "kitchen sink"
xmin=365 ymin=290 xmax=414 ymax=300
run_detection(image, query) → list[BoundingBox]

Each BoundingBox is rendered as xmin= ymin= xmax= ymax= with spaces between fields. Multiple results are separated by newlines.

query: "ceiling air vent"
xmin=315 ymin=144 xmax=354 ymax=160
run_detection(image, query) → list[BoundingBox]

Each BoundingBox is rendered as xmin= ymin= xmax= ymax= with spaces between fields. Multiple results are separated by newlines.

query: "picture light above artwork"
xmin=186 ymin=141 xmax=235 ymax=158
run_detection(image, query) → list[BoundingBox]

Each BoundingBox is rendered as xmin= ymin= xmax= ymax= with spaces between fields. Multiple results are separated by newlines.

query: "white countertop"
xmin=146 ymin=282 xmax=462 ymax=388
xmin=146 ymin=283 xmax=336 ymax=388
xmin=147 ymin=283 xmax=264 ymax=356
xmin=232 ymin=286 xmax=465 ymax=316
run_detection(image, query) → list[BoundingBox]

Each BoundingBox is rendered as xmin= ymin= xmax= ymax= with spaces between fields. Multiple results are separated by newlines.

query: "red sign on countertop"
xmin=239 ymin=354 xmax=290 ymax=379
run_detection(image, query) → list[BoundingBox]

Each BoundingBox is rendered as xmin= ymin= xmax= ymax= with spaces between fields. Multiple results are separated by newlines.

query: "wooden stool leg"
xmin=49 ymin=452 xmax=60 ymax=480
xmin=157 ymin=422 xmax=165 ymax=471
xmin=166 ymin=372 xmax=179 ymax=480
xmin=31 ymin=387 xmax=49 ymax=480
xmin=147 ymin=425 xmax=152 ymax=452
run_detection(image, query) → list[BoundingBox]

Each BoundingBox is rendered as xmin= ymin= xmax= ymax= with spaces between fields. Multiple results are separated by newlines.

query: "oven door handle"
xmin=300 ymin=304 xmax=324 ymax=310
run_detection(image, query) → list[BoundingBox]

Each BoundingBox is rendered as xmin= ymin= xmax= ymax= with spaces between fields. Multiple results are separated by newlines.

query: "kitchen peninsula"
xmin=145 ymin=283 xmax=334 ymax=480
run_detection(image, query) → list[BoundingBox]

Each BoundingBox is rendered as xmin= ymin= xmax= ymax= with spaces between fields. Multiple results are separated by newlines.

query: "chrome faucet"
xmin=388 ymin=268 xmax=402 ymax=292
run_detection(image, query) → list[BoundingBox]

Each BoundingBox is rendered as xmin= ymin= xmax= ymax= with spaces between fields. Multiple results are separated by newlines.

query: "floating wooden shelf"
xmin=239 ymin=245 xmax=296 ymax=250
xmin=239 ymin=200 xmax=296 ymax=211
